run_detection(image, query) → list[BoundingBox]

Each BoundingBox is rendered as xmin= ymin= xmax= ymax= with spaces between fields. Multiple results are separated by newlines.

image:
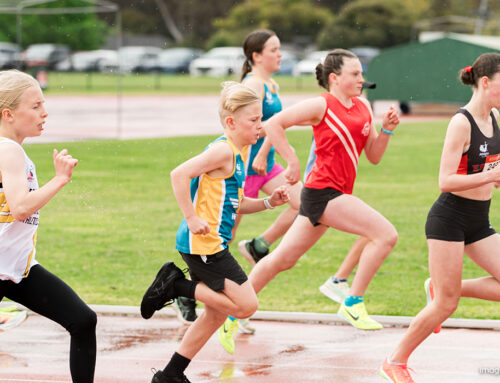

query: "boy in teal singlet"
xmin=140 ymin=82 xmax=290 ymax=383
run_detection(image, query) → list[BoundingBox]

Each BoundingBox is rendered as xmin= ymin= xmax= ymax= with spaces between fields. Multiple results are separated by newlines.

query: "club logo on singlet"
xmin=479 ymin=142 xmax=489 ymax=157
xmin=235 ymin=162 xmax=243 ymax=177
xmin=265 ymin=91 xmax=274 ymax=105
xmin=362 ymin=122 xmax=370 ymax=136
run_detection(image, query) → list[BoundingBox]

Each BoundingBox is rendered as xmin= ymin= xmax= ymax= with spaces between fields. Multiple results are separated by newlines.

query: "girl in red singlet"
xmin=246 ymin=49 xmax=400 ymax=334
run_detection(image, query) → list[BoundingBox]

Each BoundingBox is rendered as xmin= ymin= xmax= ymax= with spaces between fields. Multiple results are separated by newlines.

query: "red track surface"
xmin=1 ymin=312 xmax=499 ymax=383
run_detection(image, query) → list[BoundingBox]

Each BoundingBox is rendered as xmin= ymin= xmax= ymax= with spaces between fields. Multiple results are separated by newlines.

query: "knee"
xmin=68 ymin=306 xmax=97 ymax=337
xmin=436 ymin=291 xmax=460 ymax=317
xmin=234 ymin=298 xmax=258 ymax=319
xmin=377 ymin=227 xmax=398 ymax=255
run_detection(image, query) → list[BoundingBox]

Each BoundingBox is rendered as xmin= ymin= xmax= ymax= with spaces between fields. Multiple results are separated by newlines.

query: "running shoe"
xmin=238 ymin=239 xmax=268 ymax=266
xmin=0 ymin=306 xmax=27 ymax=332
xmin=141 ymin=261 xmax=185 ymax=319
xmin=338 ymin=302 xmax=383 ymax=330
xmin=173 ymin=297 xmax=197 ymax=324
xmin=239 ymin=318 xmax=256 ymax=334
xmin=380 ymin=358 xmax=415 ymax=383
xmin=218 ymin=317 xmax=239 ymax=354
xmin=151 ymin=369 xmax=192 ymax=383
xmin=424 ymin=278 xmax=441 ymax=334
xmin=319 ymin=277 xmax=350 ymax=304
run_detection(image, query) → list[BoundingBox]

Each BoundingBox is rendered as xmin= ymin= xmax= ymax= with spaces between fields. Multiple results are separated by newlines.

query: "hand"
xmin=284 ymin=161 xmax=300 ymax=185
xmin=269 ymin=185 xmax=290 ymax=207
xmin=186 ymin=215 xmax=210 ymax=235
xmin=252 ymin=154 xmax=268 ymax=175
xmin=382 ymin=106 xmax=400 ymax=133
xmin=53 ymin=149 xmax=78 ymax=184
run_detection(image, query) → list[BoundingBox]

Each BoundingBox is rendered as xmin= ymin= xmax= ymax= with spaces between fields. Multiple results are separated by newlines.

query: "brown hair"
xmin=241 ymin=29 xmax=276 ymax=81
xmin=315 ymin=49 xmax=357 ymax=90
xmin=459 ymin=53 xmax=500 ymax=87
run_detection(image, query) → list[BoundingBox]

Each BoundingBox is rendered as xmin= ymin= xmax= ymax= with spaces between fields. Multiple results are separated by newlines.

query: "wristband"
xmin=381 ymin=128 xmax=394 ymax=136
xmin=263 ymin=197 xmax=275 ymax=209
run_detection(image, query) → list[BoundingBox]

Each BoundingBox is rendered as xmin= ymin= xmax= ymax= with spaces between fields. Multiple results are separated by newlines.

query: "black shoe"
xmin=141 ymin=262 xmax=185 ymax=319
xmin=173 ymin=296 xmax=197 ymax=324
xmin=246 ymin=238 xmax=268 ymax=263
xmin=152 ymin=370 xmax=192 ymax=383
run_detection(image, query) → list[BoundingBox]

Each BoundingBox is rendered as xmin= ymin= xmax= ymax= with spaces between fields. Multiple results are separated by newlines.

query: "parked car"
xmin=189 ymin=47 xmax=245 ymax=77
xmin=0 ymin=42 xmax=21 ymax=69
xmin=100 ymin=46 xmax=161 ymax=73
xmin=293 ymin=50 xmax=329 ymax=76
xmin=56 ymin=50 xmax=117 ymax=72
xmin=144 ymin=47 xmax=203 ymax=74
xmin=275 ymin=50 xmax=299 ymax=75
xmin=22 ymin=43 xmax=70 ymax=70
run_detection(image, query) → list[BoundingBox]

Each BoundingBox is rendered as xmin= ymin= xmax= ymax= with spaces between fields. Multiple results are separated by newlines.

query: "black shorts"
xmin=180 ymin=248 xmax=248 ymax=292
xmin=299 ymin=186 xmax=343 ymax=226
xmin=425 ymin=192 xmax=496 ymax=245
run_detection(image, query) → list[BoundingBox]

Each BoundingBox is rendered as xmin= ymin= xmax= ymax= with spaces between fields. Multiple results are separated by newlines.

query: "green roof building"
xmin=366 ymin=33 xmax=500 ymax=108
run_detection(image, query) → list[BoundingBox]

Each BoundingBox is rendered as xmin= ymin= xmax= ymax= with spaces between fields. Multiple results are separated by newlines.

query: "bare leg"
xmin=390 ymin=239 xmax=464 ymax=363
xmin=335 ymin=236 xmax=370 ymax=279
xmin=318 ymin=194 xmax=398 ymax=296
xmin=249 ymin=215 xmax=328 ymax=293
xmin=462 ymin=233 xmax=500 ymax=301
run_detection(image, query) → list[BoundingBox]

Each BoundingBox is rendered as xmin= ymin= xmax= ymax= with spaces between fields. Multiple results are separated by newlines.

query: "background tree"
xmin=208 ymin=0 xmax=333 ymax=49
xmin=317 ymin=0 xmax=419 ymax=49
xmin=0 ymin=0 xmax=109 ymax=49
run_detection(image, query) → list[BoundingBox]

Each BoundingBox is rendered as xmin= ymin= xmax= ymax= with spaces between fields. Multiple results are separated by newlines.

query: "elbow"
xmin=11 ymin=207 xmax=30 ymax=222
xmin=438 ymin=179 xmax=451 ymax=193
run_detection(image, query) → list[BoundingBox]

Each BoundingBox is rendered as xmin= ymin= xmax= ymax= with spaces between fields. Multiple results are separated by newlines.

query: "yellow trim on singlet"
xmin=22 ymin=230 xmax=37 ymax=278
xmin=0 ymin=192 xmax=15 ymax=223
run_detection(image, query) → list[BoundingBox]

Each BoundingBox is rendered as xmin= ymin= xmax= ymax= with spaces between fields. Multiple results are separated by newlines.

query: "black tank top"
xmin=456 ymin=108 xmax=500 ymax=175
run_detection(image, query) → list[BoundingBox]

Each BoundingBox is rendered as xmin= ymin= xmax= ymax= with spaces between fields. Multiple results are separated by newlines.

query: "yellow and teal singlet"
xmin=175 ymin=136 xmax=245 ymax=255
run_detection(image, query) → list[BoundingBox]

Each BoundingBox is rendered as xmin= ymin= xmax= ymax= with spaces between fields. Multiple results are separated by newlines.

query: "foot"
xmin=151 ymin=369 xmax=192 ymax=383
xmin=338 ymin=302 xmax=383 ymax=330
xmin=380 ymin=358 xmax=415 ymax=382
xmin=173 ymin=297 xmax=197 ymax=324
xmin=424 ymin=278 xmax=441 ymax=334
xmin=0 ymin=307 xmax=27 ymax=332
xmin=239 ymin=318 xmax=256 ymax=334
xmin=141 ymin=262 xmax=185 ymax=319
xmin=238 ymin=239 xmax=268 ymax=266
xmin=319 ymin=277 xmax=350 ymax=304
xmin=218 ymin=317 xmax=239 ymax=354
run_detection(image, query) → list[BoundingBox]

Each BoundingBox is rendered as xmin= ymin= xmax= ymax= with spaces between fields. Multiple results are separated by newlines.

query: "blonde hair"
xmin=219 ymin=81 xmax=260 ymax=127
xmin=0 ymin=70 xmax=39 ymax=122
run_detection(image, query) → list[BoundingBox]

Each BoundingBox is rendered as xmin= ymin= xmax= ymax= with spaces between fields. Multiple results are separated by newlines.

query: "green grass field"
xmin=44 ymin=72 xmax=320 ymax=95
xmin=23 ymin=121 xmax=500 ymax=319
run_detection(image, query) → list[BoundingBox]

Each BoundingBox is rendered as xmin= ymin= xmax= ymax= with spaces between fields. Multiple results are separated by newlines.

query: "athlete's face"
xmin=484 ymin=71 xmax=500 ymax=108
xmin=9 ymin=85 xmax=47 ymax=139
xmin=333 ymin=58 xmax=364 ymax=98
xmin=253 ymin=35 xmax=282 ymax=74
xmin=233 ymin=102 xmax=263 ymax=146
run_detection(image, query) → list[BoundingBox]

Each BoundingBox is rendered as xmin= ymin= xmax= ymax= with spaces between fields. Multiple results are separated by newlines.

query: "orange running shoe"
xmin=424 ymin=278 xmax=441 ymax=333
xmin=380 ymin=358 xmax=416 ymax=383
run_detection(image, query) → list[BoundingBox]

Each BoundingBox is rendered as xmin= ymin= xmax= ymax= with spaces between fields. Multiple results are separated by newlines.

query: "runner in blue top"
xmin=231 ymin=30 xmax=302 ymax=270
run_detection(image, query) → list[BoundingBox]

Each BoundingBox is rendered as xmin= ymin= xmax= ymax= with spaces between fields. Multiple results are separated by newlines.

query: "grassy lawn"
xmin=44 ymin=72 xmax=320 ymax=95
xmin=23 ymin=121 xmax=500 ymax=318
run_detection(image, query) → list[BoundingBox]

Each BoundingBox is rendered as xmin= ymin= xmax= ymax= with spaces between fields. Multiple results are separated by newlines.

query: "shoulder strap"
xmin=456 ymin=108 xmax=479 ymax=131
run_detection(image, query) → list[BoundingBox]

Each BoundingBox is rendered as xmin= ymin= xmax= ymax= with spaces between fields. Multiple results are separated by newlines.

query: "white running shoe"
xmin=239 ymin=318 xmax=256 ymax=334
xmin=319 ymin=277 xmax=350 ymax=304
xmin=0 ymin=307 xmax=27 ymax=332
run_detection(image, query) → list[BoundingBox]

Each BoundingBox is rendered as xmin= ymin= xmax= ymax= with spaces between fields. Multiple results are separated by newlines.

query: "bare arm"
xmin=238 ymin=185 xmax=289 ymax=214
xmin=170 ymin=143 xmax=233 ymax=234
xmin=0 ymin=144 xmax=77 ymax=221
xmin=263 ymin=96 xmax=326 ymax=184
xmin=362 ymin=98 xmax=400 ymax=164
xmin=439 ymin=113 xmax=500 ymax=192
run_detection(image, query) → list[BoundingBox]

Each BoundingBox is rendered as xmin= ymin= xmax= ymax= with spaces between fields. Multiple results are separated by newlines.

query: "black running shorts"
xmin=299 ymin=186 xmax=343 ymax=226
xmin=425 ymin=192 xmax=496 ymax=245
xmin=179 ymin=248 xmax=248 ymax=292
